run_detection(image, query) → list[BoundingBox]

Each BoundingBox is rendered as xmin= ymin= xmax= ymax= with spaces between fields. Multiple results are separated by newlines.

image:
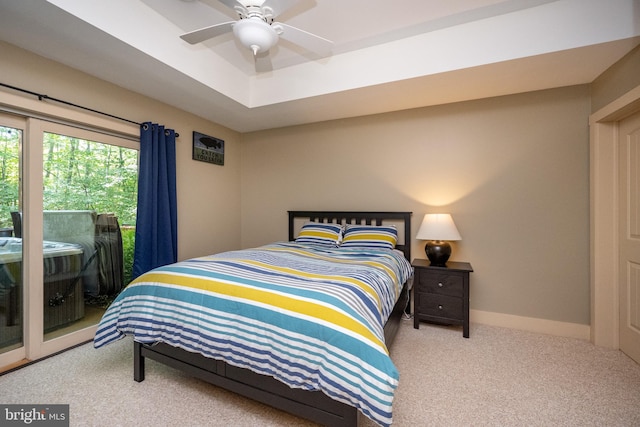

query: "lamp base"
xmin=425 ymin=241 xmax=451 ymax=266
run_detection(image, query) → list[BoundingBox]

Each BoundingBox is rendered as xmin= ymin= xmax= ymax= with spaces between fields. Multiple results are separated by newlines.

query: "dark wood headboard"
xmin=288 ymin=211 xmax=412 ymax=261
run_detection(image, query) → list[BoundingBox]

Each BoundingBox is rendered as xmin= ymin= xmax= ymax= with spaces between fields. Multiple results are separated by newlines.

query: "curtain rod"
xmin=0 ymin=82 xmax=179 ymax=137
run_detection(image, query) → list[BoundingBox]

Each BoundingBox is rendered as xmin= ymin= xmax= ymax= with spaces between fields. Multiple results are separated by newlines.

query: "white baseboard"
xmin=470 ymin=309 xmax=591 ymax=341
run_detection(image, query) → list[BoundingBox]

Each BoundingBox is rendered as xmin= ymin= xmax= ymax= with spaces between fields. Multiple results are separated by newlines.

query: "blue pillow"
xmin=341 ymin=224 xmax=397 ymax=249
xmin=295 ymin=221 xmax=343 ymax=246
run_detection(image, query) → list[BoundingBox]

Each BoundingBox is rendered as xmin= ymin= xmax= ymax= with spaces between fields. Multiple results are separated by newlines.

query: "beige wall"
xmin=0 ymin=41 xmax=242 ymax=261
xmin=241 ymin=85 xmax=592 ymax=326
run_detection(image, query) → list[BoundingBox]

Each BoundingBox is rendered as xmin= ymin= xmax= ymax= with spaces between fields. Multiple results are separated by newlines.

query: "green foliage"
xmin=0 ymin=126 xmax=21 ymax=228
xmin=42 ymin=132 xmax=139 ymax=225
xmin=121 ymin=227 xmax=136 ymax=284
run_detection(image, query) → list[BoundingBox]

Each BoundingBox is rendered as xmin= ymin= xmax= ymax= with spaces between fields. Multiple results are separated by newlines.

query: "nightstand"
xmin=412 ymin=259 xmax=473 ymax=338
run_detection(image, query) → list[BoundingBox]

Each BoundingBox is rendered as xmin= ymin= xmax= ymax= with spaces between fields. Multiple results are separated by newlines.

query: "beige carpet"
xmin=2 ymin=318 xmax=639 ymax=426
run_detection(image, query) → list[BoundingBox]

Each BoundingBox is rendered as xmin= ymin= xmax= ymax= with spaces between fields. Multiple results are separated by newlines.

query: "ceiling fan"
xmin=180 ymin=0 xmax=333 ymax=72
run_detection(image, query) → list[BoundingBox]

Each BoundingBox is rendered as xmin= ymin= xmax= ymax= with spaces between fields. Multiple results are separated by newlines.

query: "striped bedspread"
xmin=94 ymin=242 xmax=413 ymax=427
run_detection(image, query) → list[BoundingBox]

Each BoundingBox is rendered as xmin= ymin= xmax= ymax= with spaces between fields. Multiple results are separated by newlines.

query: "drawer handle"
xmin=438 ymin=282 xmax=443 ymax=288
xmin=438 ymin=305 xmax=443 ymax=310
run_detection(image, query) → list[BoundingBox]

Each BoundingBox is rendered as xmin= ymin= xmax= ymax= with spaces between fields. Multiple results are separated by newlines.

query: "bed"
xmin=94 ymin=211 xmax=413 ymax=427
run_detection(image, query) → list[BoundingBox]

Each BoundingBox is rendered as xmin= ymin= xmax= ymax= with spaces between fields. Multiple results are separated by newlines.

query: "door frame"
xmin=590 ymin=84 xmax=640 ymax=348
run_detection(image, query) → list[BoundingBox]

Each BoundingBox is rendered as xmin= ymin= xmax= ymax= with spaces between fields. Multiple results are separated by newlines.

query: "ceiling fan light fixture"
xmin=233 ymin=17 xmax=278 ymax=56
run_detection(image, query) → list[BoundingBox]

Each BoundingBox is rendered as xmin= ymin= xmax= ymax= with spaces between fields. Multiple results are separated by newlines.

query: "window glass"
xmin=41 ymin=131 xmax=138 ymax=340
xmin=0 ymin=125 xmax=23 ymax=354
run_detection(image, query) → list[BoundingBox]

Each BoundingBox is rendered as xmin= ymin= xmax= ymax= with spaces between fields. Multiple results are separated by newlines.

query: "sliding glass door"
xmin=0 ymin=115 xmax=138 ymax=369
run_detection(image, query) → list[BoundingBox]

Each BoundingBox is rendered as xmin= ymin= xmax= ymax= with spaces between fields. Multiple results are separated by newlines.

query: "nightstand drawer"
xmin=418 ymin=271 xmax=463 ymax=296
xmin=416 ymin=293 xmax=463 ymax=319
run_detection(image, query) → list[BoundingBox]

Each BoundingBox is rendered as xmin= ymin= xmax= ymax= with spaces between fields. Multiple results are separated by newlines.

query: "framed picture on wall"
xmin=192 ymin=131 xmax=224 ymax=166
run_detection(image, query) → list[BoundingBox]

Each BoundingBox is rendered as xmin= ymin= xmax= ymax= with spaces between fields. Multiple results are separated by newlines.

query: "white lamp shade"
xmin=416 ymin=213 xmax=461 ymax=241
xmin=233 ymin=17 xmax=279 ymax=55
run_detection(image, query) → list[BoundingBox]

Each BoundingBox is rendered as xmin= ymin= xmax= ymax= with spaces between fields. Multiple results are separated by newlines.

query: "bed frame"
xmin=133 ymin=211 xmax=412 ymax=427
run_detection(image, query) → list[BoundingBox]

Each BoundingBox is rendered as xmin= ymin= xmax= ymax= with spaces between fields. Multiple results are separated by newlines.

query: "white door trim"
xmin=590 ymin=85 xmax=640 ymax=348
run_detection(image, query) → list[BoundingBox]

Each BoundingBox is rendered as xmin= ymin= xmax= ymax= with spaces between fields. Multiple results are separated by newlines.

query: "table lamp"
xmin=416 ymin=213 xmax=461 ymax=266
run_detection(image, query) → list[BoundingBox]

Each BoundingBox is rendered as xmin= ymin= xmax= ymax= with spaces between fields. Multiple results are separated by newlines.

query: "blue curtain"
xmin=131 ymin=122 xmax=177 ymax=280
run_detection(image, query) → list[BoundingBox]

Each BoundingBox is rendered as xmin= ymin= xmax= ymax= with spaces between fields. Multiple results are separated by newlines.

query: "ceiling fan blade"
xmin=276 ymin=22 xmax=333 ymax=57
xmin=180 ymin=21 xmax=235 ymax=44
xmin=254 ymin=51 xmax=273 ymax=73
